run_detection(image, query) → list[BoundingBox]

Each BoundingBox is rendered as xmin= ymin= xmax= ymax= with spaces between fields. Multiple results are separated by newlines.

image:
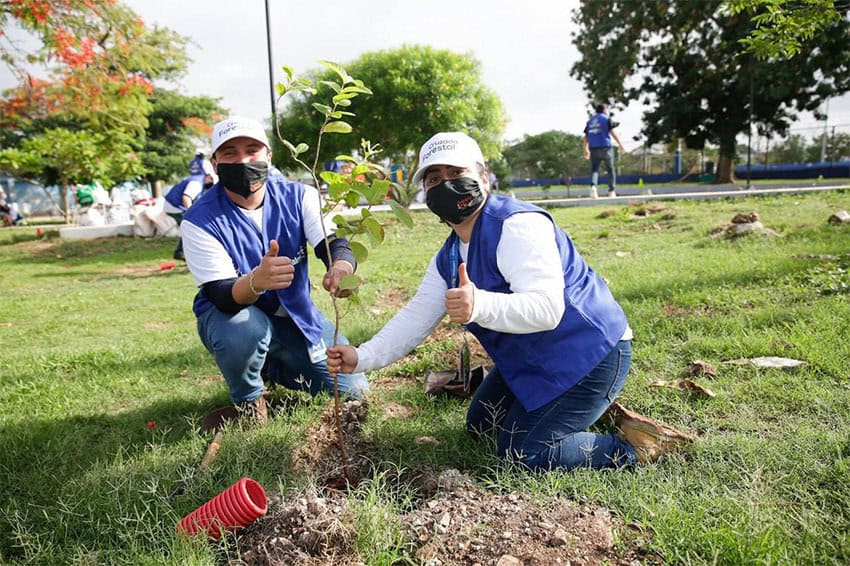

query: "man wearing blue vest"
xmin=583 ymin=104 xmax=626 ymax=198
xmin=182 ymin=117 xmax=368 ymax=423
xmin=327 ymin=132 xmax=693 ymax=469
xmin=163 ymin=157 xmax=217 ymax=260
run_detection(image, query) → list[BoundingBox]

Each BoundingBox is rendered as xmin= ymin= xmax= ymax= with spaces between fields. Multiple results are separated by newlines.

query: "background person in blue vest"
xmin=327 ymin=131 xmax=693 ymax=469
xmin=583 ymin=103 xmax=626 ymax=198
xmin=181 ymin=117 xmax=368 ymax=423
xmin=163 ymin=157 xmax=217 ymax=260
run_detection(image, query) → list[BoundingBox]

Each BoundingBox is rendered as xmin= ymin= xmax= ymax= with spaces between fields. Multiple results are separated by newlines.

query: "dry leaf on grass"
xmin=688 ymin=360 xmax=717 ymax=378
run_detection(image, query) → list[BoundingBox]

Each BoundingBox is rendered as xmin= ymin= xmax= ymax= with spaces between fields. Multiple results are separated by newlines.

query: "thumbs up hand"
xmin=445 ymin=262 xmax=475 ymax=324
xmin=255 ymin=239 xmax=295 ymax=291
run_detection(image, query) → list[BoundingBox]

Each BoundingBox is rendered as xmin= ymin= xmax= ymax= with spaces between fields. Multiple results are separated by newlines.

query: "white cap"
xmin=210 ymin=117 xmax=270 ymax=156
xmin=411 ymin=132 xmax=486 ymax=186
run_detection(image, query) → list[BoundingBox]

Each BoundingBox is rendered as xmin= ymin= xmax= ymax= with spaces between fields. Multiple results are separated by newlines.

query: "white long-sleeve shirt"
xmin=355 ymin=211 xmax=571 ymax=372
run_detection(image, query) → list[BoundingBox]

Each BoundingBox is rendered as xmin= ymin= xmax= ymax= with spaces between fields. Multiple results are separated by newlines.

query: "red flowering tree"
xmin=0 ymin=0 xmax=193 ymax=220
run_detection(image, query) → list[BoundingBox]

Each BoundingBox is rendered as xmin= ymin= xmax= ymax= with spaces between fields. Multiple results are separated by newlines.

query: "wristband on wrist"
xmin=248 ymin=268 xmax=265 ymax=296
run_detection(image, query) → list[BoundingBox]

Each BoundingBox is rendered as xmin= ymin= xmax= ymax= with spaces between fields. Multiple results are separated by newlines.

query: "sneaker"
xmin=607 ymin=189 xmax=617 ymax=197
xmin=606 ymin=402 xmax=693 ymax=464
xmin=589 ymin=185 xmax=599 ymax=199
xmin=235 ymin=396 xmax=268 ymax=426
xmin=173 ymin=249 xmax=185 ymax=261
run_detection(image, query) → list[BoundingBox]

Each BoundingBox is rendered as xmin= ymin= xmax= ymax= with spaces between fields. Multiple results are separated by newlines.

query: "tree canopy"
xmin=502 ymin=131 xmax=585 ymax=181
xmin=728 ymin=0 xmax=846 ymax=59
xmin=571 ymin=0 xmax=850 ymax=182
xmin=273 ymin=45 xmax=507 ymax=187
xmin=141 ymin=89 xmax=225 ymax=185
xmin=0 ymin=1 xmax=222 ymax=217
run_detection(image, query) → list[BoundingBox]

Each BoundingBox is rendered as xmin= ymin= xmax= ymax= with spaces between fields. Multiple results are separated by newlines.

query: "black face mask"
xmin=217 ymin=162 xmax=269 ymax=198
xmin=426 ymin=177 xmax=485 ymax=225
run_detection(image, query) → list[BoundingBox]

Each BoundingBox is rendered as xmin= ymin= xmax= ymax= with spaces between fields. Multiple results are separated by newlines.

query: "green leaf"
xmin=312 ymin=103 xmax=332 ymax=116
xmin=388 ymin=200 xmax=414 ymax=228
xmin=349 ymin=240 xmax=368 ymax=263
xmin=372 ymin=179 xmax=392 ymax=201
xmin=328 ymin=182 xmax=348 ymax=200
xmin=333 ymin=212 xmax=351 ymax=224
xmin=341 ymin=85 xmax=372 ymax=95
xmin=294 ymin=143 xmax=309 ymax=155
xmin=319 ymin=60 xmax=352 ymax=83
xmin=335 ymin=154 xmax=357 ymax=162
xmin=322 ymin=121 xmax=353 ymax=134
xmin=335 ymin=98 xmax=352 ymax=107
xmin=319 ymin=171 xmax=345 ymax=185
xmin=282 ymin=65 xmax=294 ymax=80
xmin=362 ymin=216 xmax=384 ymax=244
xmin=282 ymin=140 xmax=297 ymax=153
xmin=319 ymin=80 xmax=341 ymax=93
xmin=345 ymin=191 xmax=361 ymax=208
xmin=339 ymin=273 xmax=362 ymax=291
xmin=275 ymin=83 xmax=287 ymax=96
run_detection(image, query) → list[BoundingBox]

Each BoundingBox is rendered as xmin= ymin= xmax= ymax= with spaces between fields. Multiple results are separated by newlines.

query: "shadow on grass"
xmin=12 ymin=235 xmax=177 ymax=267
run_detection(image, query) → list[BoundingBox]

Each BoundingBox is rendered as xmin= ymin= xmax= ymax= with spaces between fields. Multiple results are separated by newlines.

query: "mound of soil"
xmin=225 ymin=377 xmax=645 ymax=564
xmin=403 ymin=470 xmax=639 ymax=566
xmin=227 ymin=468 xmax=643 ymax=565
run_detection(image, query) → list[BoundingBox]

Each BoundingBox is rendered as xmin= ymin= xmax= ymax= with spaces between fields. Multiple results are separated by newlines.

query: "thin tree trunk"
xmin=62 ymin=182 xmax=71 ymax=224
xmin=714 ymin=154 xmax=736 ymax=183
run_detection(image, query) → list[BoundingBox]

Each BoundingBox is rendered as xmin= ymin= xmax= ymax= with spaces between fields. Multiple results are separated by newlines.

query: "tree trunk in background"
xmin=62 ymin=182 xmax=71 ymax=224
xmin=715 ymin=154 xmax=736 ymax=183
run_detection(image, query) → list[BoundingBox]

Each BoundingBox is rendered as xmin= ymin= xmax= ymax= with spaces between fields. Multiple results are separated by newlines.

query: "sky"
xmin=3 ymin=0 xmax=850 ymax=152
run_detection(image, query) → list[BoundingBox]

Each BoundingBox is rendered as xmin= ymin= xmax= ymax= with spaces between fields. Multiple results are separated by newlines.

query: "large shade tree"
xmin=141 ymin=88 xmax=226 ymax=188
xmin=0 ymin=0 xmax=192 ymax=219
xmin=273 ymin=45 xmax=507 ymax=204
xmin=571 ymin=0 xmax=850 ymax=182
xmin=502 ymin=131 xmax=585 ymax=181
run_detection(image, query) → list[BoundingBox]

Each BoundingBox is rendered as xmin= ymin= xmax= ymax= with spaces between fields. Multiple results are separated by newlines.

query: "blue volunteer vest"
xmin=435 ymin=195 xmax=628 ymax=411
xmin=164 ymin=174 xmax=205 ymax=211
xmin=584 ymin=113 xmax=613 ymax=149
xmin=184 ymin=176 xmax=324 ymax=345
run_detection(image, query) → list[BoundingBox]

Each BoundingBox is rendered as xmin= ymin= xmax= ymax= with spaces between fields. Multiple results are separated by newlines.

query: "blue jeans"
xmin=466 ymin=340 xmax=636 ymax=470
xmin=590 ymin=147 xmax=616 ymax=190
xmin=197 ymin=306 xmax=369 ymax=403
xmin=167 ymin=212 xmax=184 ymax=255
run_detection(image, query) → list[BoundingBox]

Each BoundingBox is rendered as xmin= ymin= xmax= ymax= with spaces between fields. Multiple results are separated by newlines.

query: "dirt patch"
xmin=405 ymin=478 xmax=639 ymax=565
xmin=230 ymin=488 xmax=359 ymax=565
xmin=382 ymin=402 xmax=417 ymax=420
xmin=662 ymin=303 xmax=713 ymax=318
xmin=291 ymin=400 xmax=372 ymax=488
xmin=227 ymin=469 xmax=643 ymax=565
xmin=426 ymin=323 xmax=491 ymax=368
xmin=367 ymin=287 xmax=409 ymax=315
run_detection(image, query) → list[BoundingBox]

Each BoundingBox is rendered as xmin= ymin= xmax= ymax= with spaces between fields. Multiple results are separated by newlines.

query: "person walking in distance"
xmin=583 ymin=103 xmax=626 ymax=198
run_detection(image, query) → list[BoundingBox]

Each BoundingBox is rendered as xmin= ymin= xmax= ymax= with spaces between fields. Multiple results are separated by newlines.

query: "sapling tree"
xmin=274 ymin=61 xmax=412 ymax=484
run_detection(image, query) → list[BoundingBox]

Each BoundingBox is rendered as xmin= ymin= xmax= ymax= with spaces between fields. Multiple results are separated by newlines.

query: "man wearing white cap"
xmin=182 ymin=116 xmax=368 ymax=423
xmin=328 ymin=131 xmax=693 ymax=469
xmin=163 ymin=157 xmax=217 ymax=261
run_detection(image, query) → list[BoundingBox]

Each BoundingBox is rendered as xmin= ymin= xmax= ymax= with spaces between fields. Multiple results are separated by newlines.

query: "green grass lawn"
xmin=1 ymin=191 xmax=849 ymax=564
